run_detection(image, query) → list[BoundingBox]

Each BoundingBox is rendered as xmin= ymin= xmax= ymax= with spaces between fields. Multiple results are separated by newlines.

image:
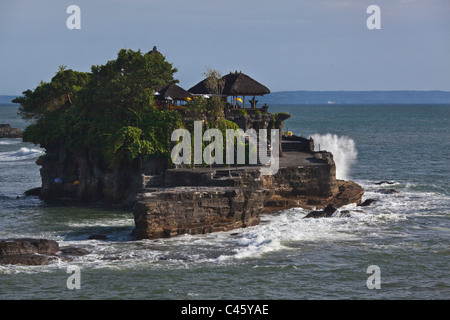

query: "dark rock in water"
xmin=328 ymin=180 xmax=365 ymax=208
xmin=60 ymin=247 xmax=89 ymax=256
xmin=0 ymin=238 xmax=60 ymax=266
xmin=0 ymin=238 xmax=89 ymax=265
xmin=0 ymin=124 xmax=22 ymax=138
xmin=88 ymin=234 xmax=107 ymax=240
xmin=375 ymin=181 xmax=395 ymax=185
xmin=24 ymin=187 xmax=41 ymax=197
xmin=101 ymin=256 xmax=122 ymax=261
xmin=339 ymin=210 xmax=351 ymax=218
xmin=376 ymin=189 xmax=399 ymax=194
xmin=133 ymin=186 xmax=270 ymax=240
xmin=359 ymin=199 xmax=377 ymax=207
xmin=0 ymin=238 xmax=59 ymax=256
xmin=0 ymin=254 xmax=56 ymax=266
xmin=304 ymin=204 xmax=337 ymax=218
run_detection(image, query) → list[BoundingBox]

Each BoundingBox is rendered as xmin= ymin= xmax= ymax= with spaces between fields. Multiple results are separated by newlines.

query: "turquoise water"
xmin=0 ymin=104 xmax=449 ymax=300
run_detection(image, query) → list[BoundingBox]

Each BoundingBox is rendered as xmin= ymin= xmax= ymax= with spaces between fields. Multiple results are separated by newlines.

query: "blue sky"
xmin=1 ymin=0 xmax=449 ymax=95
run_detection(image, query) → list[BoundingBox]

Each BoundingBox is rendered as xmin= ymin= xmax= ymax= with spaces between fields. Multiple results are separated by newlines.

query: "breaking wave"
xmin=0 ymin=139 xmax=21 ymax=145
xmin=0 ymin=147 xmax=44 ymax=162
xmin=311 ymin=133 xmax=357 ymax=180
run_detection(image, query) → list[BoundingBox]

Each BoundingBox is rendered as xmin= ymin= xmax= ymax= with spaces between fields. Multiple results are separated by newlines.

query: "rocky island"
xmin=0 ymin=124 xmax=22 ymax=138
xmin=13 ymin=47 xmax=364 ymax=242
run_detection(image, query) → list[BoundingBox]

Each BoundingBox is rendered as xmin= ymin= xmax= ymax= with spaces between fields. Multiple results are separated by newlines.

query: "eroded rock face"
xmin=34 ymin=137 xmax=364 ymax=241
xmin=133 ymin=187 xmax=272 ymax=240
xmin=36 ymin=145 xmax=143 ymax=205
xmin=133 ymin=150 xmax=364 ymax=239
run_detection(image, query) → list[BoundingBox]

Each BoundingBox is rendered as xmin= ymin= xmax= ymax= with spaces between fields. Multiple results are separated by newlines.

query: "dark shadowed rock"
xmin=359 ymin=199 xmax=377 ymax=207
xmin=339 ymin=210 xmax=351 ymax=218
xmin=60 ymin=247 xmax=89 ymax=256
xmin=376 ymin=189 xmax=400 ymax=194
xmin=87 ymin=234 xmax=107 ymax=240
xmin=0 ymin=254 xmax=56 ymax=266
xmin=24 ymin=187 xmax=41 ymax=197
xmin=304 ymin=204 xmax=337 ymax=219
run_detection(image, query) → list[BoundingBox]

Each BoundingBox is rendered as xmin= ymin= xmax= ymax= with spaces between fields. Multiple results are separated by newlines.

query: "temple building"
xmin=188 ymin=71 xmax=271 ymax=110
xmin=154 ymin=83 xmax=192 ymax=109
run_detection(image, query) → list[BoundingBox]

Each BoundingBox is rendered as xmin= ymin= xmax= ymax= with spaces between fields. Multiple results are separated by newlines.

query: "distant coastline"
xmin=258 ymin=90 xmax=450 ymax=105
xmin=0 ymin=95 xmax=19 ymax=105
xmin=2 ymin=91 xmax=450 ymax=106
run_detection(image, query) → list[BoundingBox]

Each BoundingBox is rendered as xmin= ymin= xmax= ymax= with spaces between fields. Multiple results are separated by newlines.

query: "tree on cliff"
xmin=13 ymin=65 xmax=90 ymax=120
xmin=14 ymin=49 xmax=183 ymax=165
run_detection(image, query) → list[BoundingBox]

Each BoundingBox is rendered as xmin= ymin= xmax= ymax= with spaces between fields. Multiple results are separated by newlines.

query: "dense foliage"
xmin=13 ymin=49 xmax=184 ymax=165
xmin=13 ymin=49 xmax=239 ymax=167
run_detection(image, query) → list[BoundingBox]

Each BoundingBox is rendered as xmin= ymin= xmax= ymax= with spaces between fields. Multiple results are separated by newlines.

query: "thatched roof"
xmin=155 ymin=83 xmax=192 ymax=100
xmin=147 ymin=46 xmax=162 ymax=56
xmin=188 ymin=71 xmax=270 ymax=96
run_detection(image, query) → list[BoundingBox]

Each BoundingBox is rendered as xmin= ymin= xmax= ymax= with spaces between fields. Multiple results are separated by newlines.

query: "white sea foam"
xmin=311 ymin=133 xmax=357 ymax=180
xmin=0 ymin=147 xmax=44 ymax=162
xmin=228 ymin=208 xmax=367 ymax=260
xmin=2 ymin=179 xmax=447 ymax=273
xmin=0 ymin=139 xmax=21 ymax=145
xmin=226 ymin=182 xmax=446 ymax=260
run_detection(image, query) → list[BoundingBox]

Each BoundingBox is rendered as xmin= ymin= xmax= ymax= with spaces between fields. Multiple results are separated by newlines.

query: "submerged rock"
xmin=376 ymin=188 xmax=400 ymax=194
xmin=24 ymin=187 xmax=41 ymax=197
xmin=339 ymin=210 xmax=351 ymax=218
xmin=59 ymin=247 xmax=89 ymax=256
xmin=0 ymin=254 xmax=57 ymax=266
xmin=87 ymin=234 xmax=107 ymax=240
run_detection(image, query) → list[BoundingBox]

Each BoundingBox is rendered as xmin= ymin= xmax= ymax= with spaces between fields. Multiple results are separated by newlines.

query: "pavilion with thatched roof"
xmin=188 ymin=71 xmax=270 ymax=109
xmin=154 ymin=83 xmax=192 ymax=109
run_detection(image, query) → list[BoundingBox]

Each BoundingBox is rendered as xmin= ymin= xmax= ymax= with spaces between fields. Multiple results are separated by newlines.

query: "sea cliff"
xmin=32 ymin=137 xmax=364 ymax=240
xmin=131 ymin=148 xmax=363 ymax=240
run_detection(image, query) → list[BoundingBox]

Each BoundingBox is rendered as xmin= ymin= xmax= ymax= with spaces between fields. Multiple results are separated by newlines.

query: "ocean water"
xmin=0 ymin=104 xmax=449 ymax=300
